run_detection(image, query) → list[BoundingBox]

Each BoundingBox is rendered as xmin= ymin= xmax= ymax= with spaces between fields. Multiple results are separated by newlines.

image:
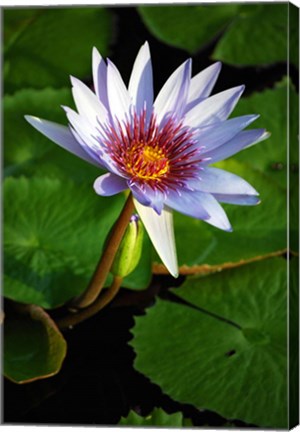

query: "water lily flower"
xmin=25 ymin=42 xmax=269 ymax=278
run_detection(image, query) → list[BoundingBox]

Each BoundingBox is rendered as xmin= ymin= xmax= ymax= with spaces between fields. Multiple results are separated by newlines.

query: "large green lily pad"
xmin=168 ymin=159 xmax=287 ymax=270
xmin=233 ymin=78 xmax=298 ymax=187
xmin=132 ymin=257 xmax=288 ymax=428
xmin=4 ymin=177 xmax=151 ymax=308
xmin=4 ymin=305 xmax=67 ymax=383
xmin=138 ymin=5 xmax=240 ymax=54
xmin=4 ymin=87 xmax=101 ymax=183
xmin=213 ymin=4 xmax=298 ymax=67
xmin=4 ymin=7 xmax=112 ymax=92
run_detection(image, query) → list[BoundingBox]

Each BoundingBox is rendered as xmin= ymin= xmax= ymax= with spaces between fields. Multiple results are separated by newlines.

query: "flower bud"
xmin=110 ymin=214 xmax=144 ymax=278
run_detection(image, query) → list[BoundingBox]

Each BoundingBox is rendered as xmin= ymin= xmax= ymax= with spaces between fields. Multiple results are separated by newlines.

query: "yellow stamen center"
xmin=126 ymin=144 xmax=169 ymax=181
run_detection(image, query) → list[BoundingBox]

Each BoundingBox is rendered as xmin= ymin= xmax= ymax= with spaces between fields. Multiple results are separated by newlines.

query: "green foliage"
xmin=131 ymin=258 xmax=289 ymax=428
xmin=213 ymin=4 xmax=293 ymax=66
xmin=139 ymin=4 xmax=297 ymax=67
xmin=4 ymin=7 xmax=112 ymax=93
xmin=4 ymin=176 xmax=151 ymax=308
xmin=172 ymin=159 xmax=287 ymax=268
xmin=233 ymin=79 xmax=298 ymax=186
xmin=138 ymin=4 xmax=240 ymax=54
xmin=4 ymin=305 xmax=67 ymax=383
xmin=119 ymin=408 xmax=190 ymax=427
xmin=4 ymin=87 xmax=103 ymax=182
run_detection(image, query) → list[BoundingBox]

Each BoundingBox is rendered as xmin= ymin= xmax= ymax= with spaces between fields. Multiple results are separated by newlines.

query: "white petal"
xmin=128 ymin=41 xmax=153 ymax=115
xmin=184 ymin=85 xmax=245 ymax=128
xmin=107 ymin=59 xmax=131 ymax=125
xmin=186 ymin=62 xmax=222 ymax=111
xmin=92 ymin=47 xmax=109 ymax=109
xmin=154 ymin=59 xmax=191 ymax=124
xmin=24 ymin=115 xmax=99 ymax=166
xmin=71 ymin=76 xmax=108 ymax=126
xmin=133 ymin=199 xmax=178 ymax=277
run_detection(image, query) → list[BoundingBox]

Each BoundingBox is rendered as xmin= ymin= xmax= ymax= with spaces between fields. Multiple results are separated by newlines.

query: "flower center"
xmin=125 ymin=142 xmax=169 ymax=181
xmin=100 ymin=110 xmax=202 ymax=189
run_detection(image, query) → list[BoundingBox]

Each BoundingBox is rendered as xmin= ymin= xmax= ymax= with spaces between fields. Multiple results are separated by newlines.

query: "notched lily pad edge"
xmin=153 ymin=248 xmax=289 ymax=275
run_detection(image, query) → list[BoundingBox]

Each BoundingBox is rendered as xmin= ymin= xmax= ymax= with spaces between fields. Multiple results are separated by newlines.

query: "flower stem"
xmin=57 ymin=276 xmax=123 ymax=329
xmin=71 ymin=194 xmax=134 ymax=309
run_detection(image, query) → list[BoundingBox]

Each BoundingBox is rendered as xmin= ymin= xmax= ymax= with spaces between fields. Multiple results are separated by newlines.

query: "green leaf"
xmin=165 ymin=159 xmax=286 ymax=270
xmin=4 ymin=176 xmax=152 ymax=307
xmin=119 ymin=408 xmax=190 ymax=427
xmin=233 ymin=78 xmax=298 ymax=187
xmin=4 ymin=7 xmax=112 ymax=92
xmin=3 ymin=86 xmax=101 ymax=183
xmin=4 ymin=176 xmax=124 ymax=308
xmin=138 ymin=5 xmax=240 ymax=54
xmin=4 ymin=305 xmax=67 ymax=383
xmin=132 ymin=257 xmax=288 ymax=428
xmin=213 ymin=4 xmax=296 ymax=67
xmin=4 ymin=87 xmax=73 ymax=167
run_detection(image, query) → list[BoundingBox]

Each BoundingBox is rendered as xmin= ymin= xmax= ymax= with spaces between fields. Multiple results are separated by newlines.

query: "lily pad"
xmin=154 ymin=159 xmax=287 ymax=271
xmin=4 ymin=177 xmax=150 ymax=308
xmin=132 ymin=257 xmax=288 ymax=428
xmin=213 ymin=4 xmax=298 ymax=67
xmin=138 ymin=4 xmax=240 ymax=54
xmin=233 ymin=78 xmax=298 ymax=187
xmin=119 ymin=408 xmax=189 ymax=427
xmin=4 ymin=305 xmax=67 ymax=383
xmin=4 ymin=7 xmax=112 ymax=92
xmin=4 ymin=87 xmax=101 ymax=183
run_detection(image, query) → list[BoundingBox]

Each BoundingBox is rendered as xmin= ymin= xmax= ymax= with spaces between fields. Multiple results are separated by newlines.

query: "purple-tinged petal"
xmin=133 ymin=199 xmax=178 ymax=277
xmin=202 ymin=129 xmax=269 ymax=163
xmin=196 ymin=114 xmax=259 ymax=153
xmin=154 ymin=59 xmax=191 ymax=124
xmin=167 ymin=189 xmax=232 ymax=231
xmin=24 ymin=115 xmax=99 ymax=166
xmin=197 ymin=192 xmax=232 ymax=232
xmin=129 ymin=181 xmax=164 ymax=214
xmin=191 ymin=167 xmax=259 ymax=196
xmin=92 ymin=47 xmax=109 ymax=109
xmin=185 ymin=62 xmax=222 ymax=112
xmin=129 ymin=183 xmax=152 ymax=207
xmin=93 ymin=173 xmax=128 ymax=196
xmin=107 ymin=59 xmax=131 ymax=126
xmin=213 ymin=194 xmax=261 ymax=206
xmin=64 ymin=106 xmax=121 ymax=175
xmin=128 ymin=41 xmax=153 ymax=117
xmin=184 ymin=85 xmax=245 ymax=129
xmin=165 ymin=189 xmax=210 ymax=220
xmin=70 ymin=76 xmax=107 ymax=126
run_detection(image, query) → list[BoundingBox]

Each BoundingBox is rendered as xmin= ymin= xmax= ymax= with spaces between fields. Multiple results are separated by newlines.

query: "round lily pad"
xmin=4 ymin=7 xmax=112 ymax=92
xmin=138 ymin=4 xmax=240 ymax=54
xmin=170 ymin=159 xmax=287 ymax=269
xmin=4 ymin=176 xmax=121 ymax=308
xmin=132 ymin=257 xmax=288 ymax=428
xmin=213 ymin=4 xmax=298 ymax=67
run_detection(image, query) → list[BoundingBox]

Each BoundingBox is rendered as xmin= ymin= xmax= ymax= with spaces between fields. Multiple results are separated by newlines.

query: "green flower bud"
xmin=110 ymin=214 xmax=144 ymax=278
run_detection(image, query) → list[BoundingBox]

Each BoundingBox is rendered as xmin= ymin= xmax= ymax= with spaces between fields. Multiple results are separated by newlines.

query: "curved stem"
xmin=58 ymin=276 xmax=123 ymax=329
xmin=71 ymin=194 xmax=134 ymax=309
